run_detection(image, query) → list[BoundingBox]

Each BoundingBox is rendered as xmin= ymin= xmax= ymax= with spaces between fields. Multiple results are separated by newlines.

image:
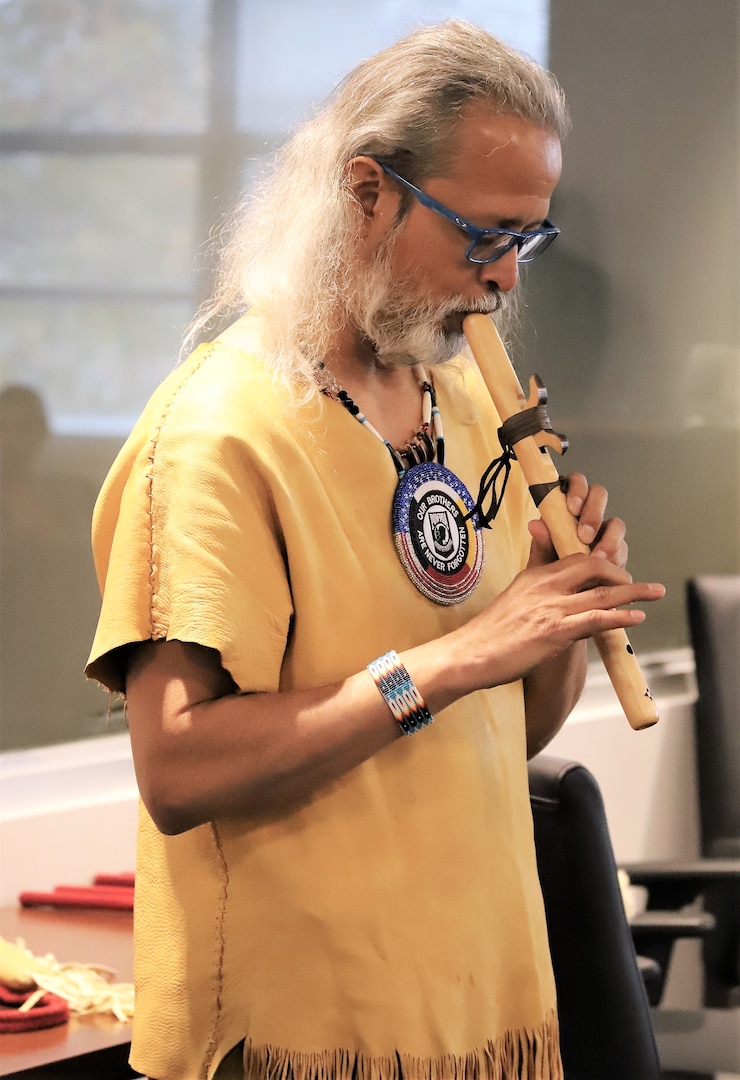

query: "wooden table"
xmin=0 ymin=904 xmax=135 ymax=1079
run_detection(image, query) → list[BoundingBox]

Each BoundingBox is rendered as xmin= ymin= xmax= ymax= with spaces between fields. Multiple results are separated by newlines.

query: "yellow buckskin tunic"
xmin=86 ymin=312 xmax=562 ymax=1080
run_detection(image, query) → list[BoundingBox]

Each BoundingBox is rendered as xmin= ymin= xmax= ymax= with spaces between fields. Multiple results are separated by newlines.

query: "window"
xmin=0 ymin=0 xmax=549 ymax=752
xmin=1 ymin=0 xmax=217 ymax=749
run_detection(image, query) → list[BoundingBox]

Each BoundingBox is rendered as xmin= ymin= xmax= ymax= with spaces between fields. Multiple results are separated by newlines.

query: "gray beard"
xmin=345 ymin=238 xmax=504 ymax=368
xmin=367 ymin=293 xmax=502 ymax=368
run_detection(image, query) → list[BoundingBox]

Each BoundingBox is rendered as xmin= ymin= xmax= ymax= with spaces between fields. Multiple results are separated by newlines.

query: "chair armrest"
xmin=622 ymin=858 xmax=740 ymax=884
xmin=621 ymin=857 xmax=740 ymax=909
xmin=630 ymin=909 xmax=716 ymax=941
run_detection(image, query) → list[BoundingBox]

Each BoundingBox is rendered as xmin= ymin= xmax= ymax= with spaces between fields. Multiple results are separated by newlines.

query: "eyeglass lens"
xmin=468 ymin=230 xmax=553 ymax=265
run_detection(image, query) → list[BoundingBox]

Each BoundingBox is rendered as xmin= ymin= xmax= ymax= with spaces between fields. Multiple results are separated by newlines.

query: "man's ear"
xmin=346 ymin=156 xmax=384 ymax=214
xmin=345 ymin=156 xmax=398 ymax=238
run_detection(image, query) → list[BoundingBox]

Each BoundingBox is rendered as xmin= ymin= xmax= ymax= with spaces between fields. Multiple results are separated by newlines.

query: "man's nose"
xmin=479 ymin=245 xmax=519 ymax=293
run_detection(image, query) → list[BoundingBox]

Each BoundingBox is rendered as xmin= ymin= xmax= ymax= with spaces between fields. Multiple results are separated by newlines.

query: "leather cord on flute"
xmin=463 ymin=312 xmax=659 ymax=731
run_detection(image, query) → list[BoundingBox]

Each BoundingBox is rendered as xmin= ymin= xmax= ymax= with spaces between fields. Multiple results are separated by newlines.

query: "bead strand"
xmin=319 ymin=365 xmax=444 ymax=478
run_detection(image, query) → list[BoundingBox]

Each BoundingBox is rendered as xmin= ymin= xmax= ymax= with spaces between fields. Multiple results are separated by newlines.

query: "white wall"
xmin=549 ymin=653 xmax=701 ymax=864
xmin=0 ymin=733 xmax=138 ymax=905
xmin=517 ymin=0 xmax=740 ymax=655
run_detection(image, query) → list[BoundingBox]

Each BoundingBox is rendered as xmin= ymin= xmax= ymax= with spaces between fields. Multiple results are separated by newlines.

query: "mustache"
xmin=443 ymin=293 xmax=502 ymax=318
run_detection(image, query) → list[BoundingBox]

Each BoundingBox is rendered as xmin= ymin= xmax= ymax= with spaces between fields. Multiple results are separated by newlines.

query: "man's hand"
xmin=448 ymin=470 xmax=664 ymax=694
xmin=527 ymin=471 xmax=628 ymax=570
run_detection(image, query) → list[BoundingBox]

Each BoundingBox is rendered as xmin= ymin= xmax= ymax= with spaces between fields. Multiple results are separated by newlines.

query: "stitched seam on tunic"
xmin=204 ymin=821 xmax=230 ymax=1079
xmin=145 ymin=342 xmax=220 ymax=637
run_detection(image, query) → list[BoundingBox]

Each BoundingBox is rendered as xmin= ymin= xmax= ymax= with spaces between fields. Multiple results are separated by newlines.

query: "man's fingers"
xmin=567 ymin=580 xmax=665 ymax=616
xmin=551 ymin=551 xmax=633 ymax=590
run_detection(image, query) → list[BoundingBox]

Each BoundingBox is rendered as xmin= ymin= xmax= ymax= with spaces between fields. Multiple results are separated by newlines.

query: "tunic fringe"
xmin=240 ymin=1011 xmax=561 ymax=1080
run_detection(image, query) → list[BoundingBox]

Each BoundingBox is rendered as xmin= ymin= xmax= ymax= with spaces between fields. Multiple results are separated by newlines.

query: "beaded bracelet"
xmin=367 ymin=650 xmax=434 ymax=736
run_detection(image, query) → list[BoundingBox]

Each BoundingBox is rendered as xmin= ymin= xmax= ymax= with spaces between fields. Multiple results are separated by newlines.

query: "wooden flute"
xmin=463 ymin=312 xmax=659 ymax=731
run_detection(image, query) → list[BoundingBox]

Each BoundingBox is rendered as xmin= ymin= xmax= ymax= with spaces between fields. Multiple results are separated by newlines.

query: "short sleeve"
xmin=86 ymin=343 xmax=293 ymax=694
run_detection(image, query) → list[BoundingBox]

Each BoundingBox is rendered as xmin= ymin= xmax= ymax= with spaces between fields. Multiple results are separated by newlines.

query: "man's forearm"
xmin=523 ymin=639 xmax=587 ymax=758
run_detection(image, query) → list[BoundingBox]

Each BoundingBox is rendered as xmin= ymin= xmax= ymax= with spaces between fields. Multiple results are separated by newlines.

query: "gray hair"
xmin=189 ymin=19 xmax=569 ymax=394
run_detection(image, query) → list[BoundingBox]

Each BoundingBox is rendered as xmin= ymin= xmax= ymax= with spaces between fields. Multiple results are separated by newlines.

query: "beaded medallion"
xmin=392 ymin=461 xmax=485 ymax=605
xmin=320 ymin=364 xmax=485 ymax=605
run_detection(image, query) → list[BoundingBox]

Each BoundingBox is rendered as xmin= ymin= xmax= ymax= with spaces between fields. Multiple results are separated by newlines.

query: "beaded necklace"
xmin=319 ymin=366 xmax=443 ymax=477
xmin=319 ymin=364 xmax=486 ymax=606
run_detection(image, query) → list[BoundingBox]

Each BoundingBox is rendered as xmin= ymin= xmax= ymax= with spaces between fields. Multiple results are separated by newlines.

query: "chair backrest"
xmin=528 ymin=754 xmax=661 ymax=1080
xmin=686 ymin=575 xmax=740 ymax=856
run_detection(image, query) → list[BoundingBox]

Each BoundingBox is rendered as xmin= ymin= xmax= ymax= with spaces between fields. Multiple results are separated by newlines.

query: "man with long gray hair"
xmin=87 ymin=19 xmax=662 ymax=1080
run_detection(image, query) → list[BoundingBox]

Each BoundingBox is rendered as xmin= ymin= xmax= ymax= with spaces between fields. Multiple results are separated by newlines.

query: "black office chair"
xmin=622 ymin=575 xmax=740 ymax=1008
xmin=687 ymin=574 xmax=740 ymax=860
xmin=528 ymin=754 xmax=662 ymax=1080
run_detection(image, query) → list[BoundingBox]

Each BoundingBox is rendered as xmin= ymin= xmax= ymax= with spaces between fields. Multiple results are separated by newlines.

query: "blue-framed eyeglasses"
xmin=377 ymin=161 xmax=559 ymax=266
